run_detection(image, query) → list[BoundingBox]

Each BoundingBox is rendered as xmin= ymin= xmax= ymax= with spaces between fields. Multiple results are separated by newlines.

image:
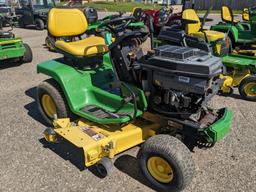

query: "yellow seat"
xmin=55 ymin=36 xmax=108 ymax=57
xmin=48 ymin=8 xmax=108 ymax=57
xmin=182 ymin=9 xmax=225 ymax=42
xmin=192 ymin=31 xmax=225 ymax=42
xmin=242 ymin=8 xmax=249 ymax=21
xmin=221 ymin=6 xmax=240 ymax=24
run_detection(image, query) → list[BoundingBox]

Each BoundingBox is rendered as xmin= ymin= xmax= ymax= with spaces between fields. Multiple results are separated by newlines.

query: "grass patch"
xmin=57 ymin=1 xmax=242 ymax=14
xmin=58 ymin=2 xmax=161 ymax=12
xmin=86 ymin=2 xmax=162 ymax=12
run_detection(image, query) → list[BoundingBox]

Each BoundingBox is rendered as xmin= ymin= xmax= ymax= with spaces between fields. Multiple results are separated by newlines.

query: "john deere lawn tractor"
xmin=211 ymin=6 xmax=256 ymax=50
xmin=0 ymin=16 xmax=32 ymax=64
xmin=36 ymin=8 xmax=232 ymax=192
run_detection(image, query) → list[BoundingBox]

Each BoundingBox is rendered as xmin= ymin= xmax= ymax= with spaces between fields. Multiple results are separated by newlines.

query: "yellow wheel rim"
xmin=147 ymin=156 xmax=174 ymax=183
xmin=41 ymin=94 xmax=57 ymax=118
xmin=244 ymin=82 xmax=256 ymax=97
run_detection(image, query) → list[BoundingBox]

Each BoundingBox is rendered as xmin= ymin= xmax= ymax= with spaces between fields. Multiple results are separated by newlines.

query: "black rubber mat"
xmin=80 ymin=105 xmax=132 ymax=119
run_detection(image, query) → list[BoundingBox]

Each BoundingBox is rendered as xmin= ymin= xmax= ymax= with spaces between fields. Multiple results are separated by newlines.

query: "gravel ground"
xmin=0 ymin=13 xmax=255 ymax=192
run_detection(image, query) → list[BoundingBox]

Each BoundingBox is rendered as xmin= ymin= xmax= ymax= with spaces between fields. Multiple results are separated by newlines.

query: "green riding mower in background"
xmin=220 ymin=54 xmax=256 ymax=101
xmin=36 ymin=8 xmax=232 ymax=192
xmin=211 ymin=6 xmax=256 ymax=51
xmin=0 ymin=17 xmax=32 ymax=64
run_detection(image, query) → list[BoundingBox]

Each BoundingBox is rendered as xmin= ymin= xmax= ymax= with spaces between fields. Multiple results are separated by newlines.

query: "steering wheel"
xmin=201 ymin=7 xmax=212 ymax=30
xmin=98 ymin=16 xmax=135 ymax=35
xmin=158 ymin=7 xmax=171 ymax=25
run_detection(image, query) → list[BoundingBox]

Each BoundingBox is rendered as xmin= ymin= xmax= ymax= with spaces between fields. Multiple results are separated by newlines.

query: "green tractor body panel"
xmin=87 ymin=21 xmax=101 ymax=31
xmin=222 ymin=54 xmax=256 ymax=72
xmin=37 ymin=54 xmax=147 ymax=124
xmin=0 ymin=38 xmax=25 ymax=61
xmin=129 ymin=21 xmax=145 ymax=27
xmin=204 ymin=108 xmax=233 ymax=143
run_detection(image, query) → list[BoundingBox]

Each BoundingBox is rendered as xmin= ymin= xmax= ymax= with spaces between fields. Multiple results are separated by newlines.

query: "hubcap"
xmin=41 ymin=94 xmax=57 ymax=118
xmin=147 ymin=156 xmax=174 ymax=183
xmin=244 ymin=82 xmax=256 ymax=97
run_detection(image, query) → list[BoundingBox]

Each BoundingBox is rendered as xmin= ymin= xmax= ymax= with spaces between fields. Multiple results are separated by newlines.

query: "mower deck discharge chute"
xmin=37 ymin=8 xmax=233 ymax=192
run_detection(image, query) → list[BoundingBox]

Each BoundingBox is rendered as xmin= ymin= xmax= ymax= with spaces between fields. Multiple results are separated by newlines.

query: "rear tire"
xmin=18 ymin=18 xmax=25 ymax=28
xmin=226 ymin=35 xmax=233 ymax=53
xmin=22 ymin=43 xmax=33 ymax=63
xmin=238 ymin=76 xmax=256 ymax=101
xmin=45 ymin=36 xmax=55 ymax=51
xmin=137 ymin=135 xmax=195 ymax=192
xmin=37 ymin=79 xmax=73 ymax=126
xmin=227 ymin=34 xmax=235 ymax=51
xmin=35 ymin=18 xmax=44 ymax=30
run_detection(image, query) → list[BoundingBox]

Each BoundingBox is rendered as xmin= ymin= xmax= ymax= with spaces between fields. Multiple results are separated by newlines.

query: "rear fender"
xmin=37 ymin=59 xmax=94 ymax=113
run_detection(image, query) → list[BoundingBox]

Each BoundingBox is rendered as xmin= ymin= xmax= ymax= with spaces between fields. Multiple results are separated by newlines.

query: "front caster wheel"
xmin=221 ymin=86 xmax=234 ymax=96
xmin=95 ymin=158 xmax=114 ymax=178
xmin=239 ymin=76 xmax=256 ymax=101
xmin=45 ymin=37 xmax=56 ymax=51
xmin=137 ymin=135 xmax=195 ymax=192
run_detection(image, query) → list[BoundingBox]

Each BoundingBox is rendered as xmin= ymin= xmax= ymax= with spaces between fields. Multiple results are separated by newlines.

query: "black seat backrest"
xmin=158 ymin=26 xmax=186 ymax=45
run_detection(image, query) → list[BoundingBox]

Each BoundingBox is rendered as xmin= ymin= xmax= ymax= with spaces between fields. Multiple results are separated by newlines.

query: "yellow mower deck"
xmin=45 ymin=114 xmax=161 ymax=167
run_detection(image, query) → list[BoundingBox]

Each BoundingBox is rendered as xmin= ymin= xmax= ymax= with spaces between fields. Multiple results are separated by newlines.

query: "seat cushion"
xmin=55 ymin=36 xmax=108 ymax=57
xmin=192 ymin=30 xmax=225 ymax=42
